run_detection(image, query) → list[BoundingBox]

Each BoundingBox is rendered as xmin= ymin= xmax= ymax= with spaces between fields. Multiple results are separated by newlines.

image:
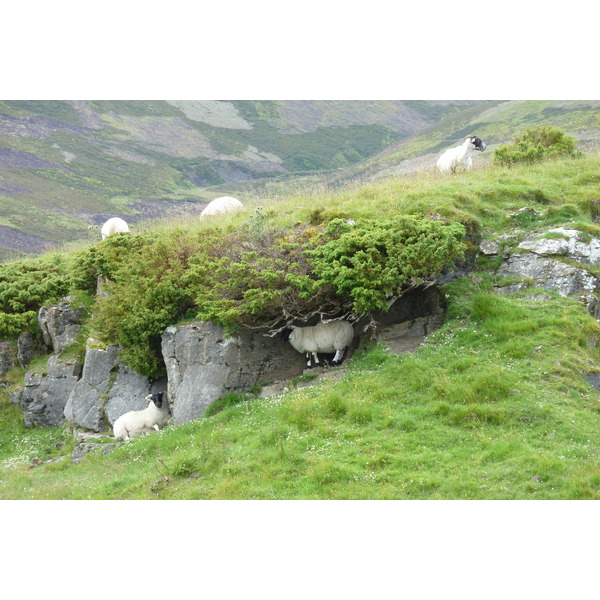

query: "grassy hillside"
xmin=0 ymin=100 xmax=478 ymax=261
xmin=1 ymin=152 xmax=600 ymax=499
xmin=4 ymin=100 xmax=600 ymax=262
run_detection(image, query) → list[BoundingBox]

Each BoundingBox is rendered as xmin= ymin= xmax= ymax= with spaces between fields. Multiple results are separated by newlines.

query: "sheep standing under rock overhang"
xmin=282 ymin=320 xmax=354 ymax=368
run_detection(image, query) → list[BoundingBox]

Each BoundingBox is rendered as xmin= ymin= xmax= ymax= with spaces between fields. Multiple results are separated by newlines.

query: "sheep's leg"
xmin=331 ymin=348 xmax=345 ymax=366
xmin=153 ymin=424 xmax=160 ymax=432
xmin=305 ymin=352 xmax=319 ymax=368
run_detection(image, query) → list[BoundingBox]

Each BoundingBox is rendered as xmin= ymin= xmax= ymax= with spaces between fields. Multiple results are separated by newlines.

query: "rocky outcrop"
xmin=10 ymin=285 xmax=450 ymax=430
xmin=518 ymin=228 xmax=600 ymax=265
xmin=18 ymin=355 xmax=82 ymax=428
xmin=17 ymin=331 xmax=46 ymax=369
xmin=63 ymin=343 xmax=167 ymax=432
xmin=485 ymin=227 xmax=600 ymax=311
xmin=38 ymin=300 xmax=86 ymax=354
xmin=498 ymin=253 xmax=598 ymax=297
xmin=162 ymin=321 xmax=305 ymax=424
xmin=0 ymin=342 xmax=16 ymax=378
xmin=12 ymin=322 xmax=166 ymax=430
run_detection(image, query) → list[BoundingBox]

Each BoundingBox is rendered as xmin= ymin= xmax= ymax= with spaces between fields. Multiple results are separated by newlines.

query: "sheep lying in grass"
xmin=200 ymin=196 xmax=243 ymax=219
xmin=282 ymin=320 xmax=354 ymax=368
xmin=101 ymin=217 xmax=130 ymax=240
xmin=113 ymin=392 xmax=170 ymax=441
xmin=437 ymin=136 xmax=487 ymax=174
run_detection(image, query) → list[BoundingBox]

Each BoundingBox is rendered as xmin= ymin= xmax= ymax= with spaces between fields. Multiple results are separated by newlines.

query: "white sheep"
xmin=200 ymin=196 xmax=243 ymax=219
xmin=436 ymin=136 xmax=487 ymax=174
xmin=113 ymin=392 xmax=170 ymax=441
xmin=282 ymin=320 xmax=354 ymax=368
xmin=101 ymin=217 xmax=130 ymax=240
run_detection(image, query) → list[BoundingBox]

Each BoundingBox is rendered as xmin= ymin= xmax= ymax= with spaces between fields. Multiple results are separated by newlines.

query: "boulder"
xmin=162 ymin=321 xmax=305 ymax=424
xmin=498 ymin=253 xmax=598 ymax=297
xmin=38 ymin=300 xmax=86 ymax=354
xmin=0 ymin=342 xmax=16 ymax=378
xmin=19 ymin=356 xmax=82 ymax=428
xmin=17 ymin=331 xmax=46 ymax=369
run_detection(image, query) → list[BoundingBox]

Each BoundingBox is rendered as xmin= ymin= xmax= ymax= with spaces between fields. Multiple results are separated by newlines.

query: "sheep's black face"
xmin=469 ymin=136 xmax=487 ymax=152
xmin=150 ymin=392 xmax=164 ymax=408
xmin=281 ymin=329 xmax=292 ymax=343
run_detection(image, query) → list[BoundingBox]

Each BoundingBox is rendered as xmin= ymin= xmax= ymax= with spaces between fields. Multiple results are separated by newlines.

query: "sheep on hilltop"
xmin=101 ymin=217 xmax=130 ymax=240
xmin=437 ymin=136 xmax=487 ymax=174
xmin=200 ymin=196 xmax=244 ymax=219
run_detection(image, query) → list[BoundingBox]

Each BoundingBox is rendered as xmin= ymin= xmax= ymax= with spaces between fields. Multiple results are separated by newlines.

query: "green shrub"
xmin=493 ymin=125 xmax=581 ymax=166
xmin=70 ymin=233 xmax=152 ymax=294
xmin=91 ymin=230 xmax=202 ymax=377
xmin=190 ymin=216 xmax=467 ymax=331
xmin=306 ymin=216 xmax=466 ymax=313
xmin=0 ymin=256 xmax=73 ymax=338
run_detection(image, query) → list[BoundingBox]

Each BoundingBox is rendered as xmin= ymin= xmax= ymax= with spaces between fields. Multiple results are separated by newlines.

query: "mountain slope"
xmin=327 ymin=99 xmax=600 ymax=183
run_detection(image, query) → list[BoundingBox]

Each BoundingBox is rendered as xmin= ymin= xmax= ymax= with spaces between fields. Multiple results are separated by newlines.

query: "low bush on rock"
xmin=0 ymin=256 xmax=73 ymax=338
xmin=87 ymin=215 xmax=467 ymax=376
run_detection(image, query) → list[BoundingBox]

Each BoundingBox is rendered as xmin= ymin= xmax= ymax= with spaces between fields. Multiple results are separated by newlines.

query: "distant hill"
xmin=1 ymin=99 xmax=599 ymax=260
xmin=323 ymin=100 xmax=600 ymax=184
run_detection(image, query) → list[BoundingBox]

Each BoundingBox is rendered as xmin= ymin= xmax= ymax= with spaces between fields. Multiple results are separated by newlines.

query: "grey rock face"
xmin=104 ymin=366 xmax=167 ymax=426
xmin=64 ymin=343 xmax=167 ymax=432
xmin=0 ymin=342 xmax=16 ymax=377
xmin=19 ymin=356 xmax=82 ymax=428
xmin=64 ymin=345 xmax=119 ymax=431
xmin=38 ymin=301 xmax=86 ymax=353
xmin=162 ymin=321 xmax=305 ymax=424
xmin=498 ymin=253 xmax=599 ymax=297
xmin=17 ymin=332 xmax=46 ymax=369
xmin=518 ymin=228 xmax=600 ymax=266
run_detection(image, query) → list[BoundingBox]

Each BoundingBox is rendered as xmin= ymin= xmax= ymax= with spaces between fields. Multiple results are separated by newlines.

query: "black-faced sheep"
xmin=200 ymin=196 xmax=244 ymax=219
xmin=101 ymin=217 xmax=130 ymax=240
xmin=282 ymin=320 xmax=354 ymax=368
xmin=113 ymin=392 xmax=170 ymax=441
xmin=437 ymin=136 xmax=487 ymax=174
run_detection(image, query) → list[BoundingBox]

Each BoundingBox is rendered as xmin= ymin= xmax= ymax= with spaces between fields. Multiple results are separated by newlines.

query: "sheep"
xmin=101 ymin=217 xmax=130 ymax=240
xmin=200 ymin=196 xmax=243 ymax=219
xmin=436 ymin=136 xmax=487 ymax=174
xmin=113 ymin=392 xmax=170 ymax=441
xmin=282 ymin=320 xmax=354 ymax=368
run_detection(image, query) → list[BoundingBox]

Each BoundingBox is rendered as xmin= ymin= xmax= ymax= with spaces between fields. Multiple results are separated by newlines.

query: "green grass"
xmin=1 ymin=278 xmax=599 ymax=499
